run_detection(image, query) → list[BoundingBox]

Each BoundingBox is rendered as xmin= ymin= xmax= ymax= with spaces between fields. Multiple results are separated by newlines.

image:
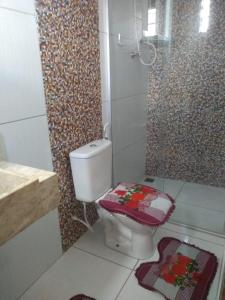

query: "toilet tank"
xmin=69 ymin=139 xmax=112 ymax=202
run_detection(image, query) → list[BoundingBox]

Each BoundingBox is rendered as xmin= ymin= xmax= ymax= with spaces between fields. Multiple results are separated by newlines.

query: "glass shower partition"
xmin=106 ymin=0 xmax=225 ymax=236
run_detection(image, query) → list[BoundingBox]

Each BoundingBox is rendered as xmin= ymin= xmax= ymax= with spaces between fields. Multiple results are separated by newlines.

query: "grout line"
xmin=114 ymin=268 xmax=134 ymax=300
xmin=73 ymin=246 xmax=137 ymax=271
xmin=169 ymin=220 xmax=225 ymax=241
xmin=161 ymin=224 xmax=225 ymax=247
xmin=169 ymin=181 xmax=225 ymax=218
xmin=17 ymin=253 xmax=62 ymax=300
xmin=173 ymin=182 xmax=225 ymax=214
xmin=0 ymin=114 xmax=47 ymax=126
xmin=174 ymin=181 xmax=186 ymax=199
xmin=98 ymin=29 xmax=143 ymax=44
xmin=174 ymin=195 xmax=225 ymax=214
xmin=111 ymin=92 xmax=148 ymax=102
xmin=134 ymin=259 xmax=141 ymax=270
xmin=177 ymin=201 xmax=225 ymax=214
xmin=0 ymin=5 xmax=34 ymax=16
xmin=113 ymin=136 xmax=147 ymax=155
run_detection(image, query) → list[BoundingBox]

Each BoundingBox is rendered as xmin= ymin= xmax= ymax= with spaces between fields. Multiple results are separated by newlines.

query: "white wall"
xmin=0 ymin=1 xmax=62 ymax=299
xmin=98 ymin=0 xmax=112 ymax=140
xmin=102 ymin=0 xmax=148 ymax=185
xmin=0 ymin=1 xmax=52 ymax=170
xmin=0 ymin=210 xmax=62 ymax=300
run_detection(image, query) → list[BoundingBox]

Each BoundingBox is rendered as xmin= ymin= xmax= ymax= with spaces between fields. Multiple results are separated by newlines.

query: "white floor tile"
xmin=134 ymin=227 xmax=200 ymax=270
xmin=163 ymin=179 xmax=185 ymax=199
xmin=74 ymin=221 xmax=137 ymax=269
xmin=176 ymin=182 xmax=225 ymax=212
xmin=20 ymin=247 xmax=131 ymax=300
xmin=162 ymin=222 xmax=225 ymax=246
xmin=140 ymin=177 xmax=184 ymax=199
xmin=142 ymin=177 xmax=225 ymax=235
xmin=116 ymin=272 xmax=165 ymax=300
xmin=170 ymin=202 xmax=225 ymax=235
xmin=140 ymin=177 xmax=164 ymax=191
xmin=19 ymin=222 xmax=225 ymax=300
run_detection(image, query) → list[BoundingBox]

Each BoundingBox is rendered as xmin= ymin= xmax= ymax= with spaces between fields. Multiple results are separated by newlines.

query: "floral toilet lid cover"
xmin=99 ymin=183 xmax=175 ymax=226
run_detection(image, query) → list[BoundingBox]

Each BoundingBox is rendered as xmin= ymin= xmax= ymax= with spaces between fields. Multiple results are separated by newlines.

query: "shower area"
xmin=99 ymin=0 xmax=225 ymax=236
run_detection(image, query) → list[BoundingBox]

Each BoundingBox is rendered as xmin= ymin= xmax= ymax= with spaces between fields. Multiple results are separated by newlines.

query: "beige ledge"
xmin=0 ymin=161 xmax=60 ymax=246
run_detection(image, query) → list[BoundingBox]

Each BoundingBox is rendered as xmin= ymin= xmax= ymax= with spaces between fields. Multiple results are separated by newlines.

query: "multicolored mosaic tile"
xmin=36 ymin=0 xmax=102 ymax=250
xmin=146 ymin=0 xmax=225 ymax=187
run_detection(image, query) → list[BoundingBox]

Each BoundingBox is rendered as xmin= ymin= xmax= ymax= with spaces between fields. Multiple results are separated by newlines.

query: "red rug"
xmin=135 ymin=237 xmax=218 ymax=300
xmin=70 ymin=295 xmax=95 ymax=300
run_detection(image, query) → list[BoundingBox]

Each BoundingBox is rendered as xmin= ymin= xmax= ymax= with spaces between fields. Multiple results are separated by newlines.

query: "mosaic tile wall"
xmin=146 ymin=0 xmax=225 ymax=187
xmin=36 ymin=0 xmax=102 ymax=250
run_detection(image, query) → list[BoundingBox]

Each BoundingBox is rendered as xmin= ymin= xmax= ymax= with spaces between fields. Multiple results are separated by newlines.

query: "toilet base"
xmin=101 ymin=212 xmax=156 ymax=259
xmin=105 ymin=230 xmax=155 ymax=259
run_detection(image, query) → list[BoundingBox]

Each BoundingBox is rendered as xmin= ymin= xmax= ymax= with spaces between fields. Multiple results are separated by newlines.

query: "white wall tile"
xmin=102 ymin=101 xmax=109 ymax=125
xmin=100 ymin=0 xmax=149 ymax=185
xmin=0 ymin=135 xmax=6 ymax=160
xmin=99 ymin=31 xmax=111 ymax=103
xmin=0 ymin=5 xmax=62 ymax=300
xmin=113 ymin=138 xmax=146 ymax=185
xmin=110 ymin=34 xmax=148 ymax=100
xmin=0 ymin=0 xmax=35 ymax=15
xmin=108 ymin=0 xmax=142 ymax=40
xmin=109 ymin=0 xmax=133 ymax=39
xmin=0 ymin=116 xmax=53 ymax=171
xmin=112 ymin=97 xmax=130 ymax=152
xmin=112 ymin=94 xmax=147 ymax=154
xmin=102 ymin=100 xmax=111 ymax=140
xmin=0 ymin=209 xmax=62 ymax=300
xmin=134 ymin=0 xmax=145 ymax=19
xmin=98 ymin=0 xmax=109 ymax=34
xmin=99 ymin=30 xmax=111 ymax=139
xmin=0 ymin=8 xmax=46 ymax=124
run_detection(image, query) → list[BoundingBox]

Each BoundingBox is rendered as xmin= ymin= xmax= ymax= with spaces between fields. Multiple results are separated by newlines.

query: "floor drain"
xmin=144 ymin=177 xmax=155 ymax=183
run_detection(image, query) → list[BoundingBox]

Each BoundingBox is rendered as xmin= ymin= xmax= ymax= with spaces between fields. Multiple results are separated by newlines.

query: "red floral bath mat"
xmin=99 ymin=183 xmax=175 ymax=226
xmin=135 ymin=237 xmax=218 ymax=300
xmin=69 ymin=295 xmax=95 ymax=300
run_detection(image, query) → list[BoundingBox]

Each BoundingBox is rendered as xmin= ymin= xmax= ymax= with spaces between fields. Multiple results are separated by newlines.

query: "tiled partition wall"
xmin=109 ymin=0 xmax=148 ymax=185
xmin=0 ymin=1 xmax=62 ymax=299
xmin=146 ymin=0 xmax=225 ymax=187
xmin=36 ymin=0 xmax=102 ymax=250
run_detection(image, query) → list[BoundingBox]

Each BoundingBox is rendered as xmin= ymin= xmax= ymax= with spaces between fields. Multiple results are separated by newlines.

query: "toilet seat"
xmin=99 ymin=183 xmax=175 ymax=227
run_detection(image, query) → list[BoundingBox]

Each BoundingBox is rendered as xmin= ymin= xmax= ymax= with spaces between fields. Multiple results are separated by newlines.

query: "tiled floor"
xmin=142 ymin=177 xmax=225 ymax=235
xmin=20 ymin=221 xmax=225 ymax=300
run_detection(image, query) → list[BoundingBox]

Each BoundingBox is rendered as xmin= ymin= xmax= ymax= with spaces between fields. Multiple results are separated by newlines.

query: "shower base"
xmin=139 ymin=176 xmax=225 ymax=237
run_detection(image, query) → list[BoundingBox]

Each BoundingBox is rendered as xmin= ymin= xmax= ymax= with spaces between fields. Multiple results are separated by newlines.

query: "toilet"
xmin=70 ymin=139 xmax=175 ymax=259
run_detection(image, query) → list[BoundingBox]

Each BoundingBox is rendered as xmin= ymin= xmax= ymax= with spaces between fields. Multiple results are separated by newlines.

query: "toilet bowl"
xmin=70 ymin=139 xmax=175 ymax=259
xmin=98 ymin=206 xmax=157 ymax=259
